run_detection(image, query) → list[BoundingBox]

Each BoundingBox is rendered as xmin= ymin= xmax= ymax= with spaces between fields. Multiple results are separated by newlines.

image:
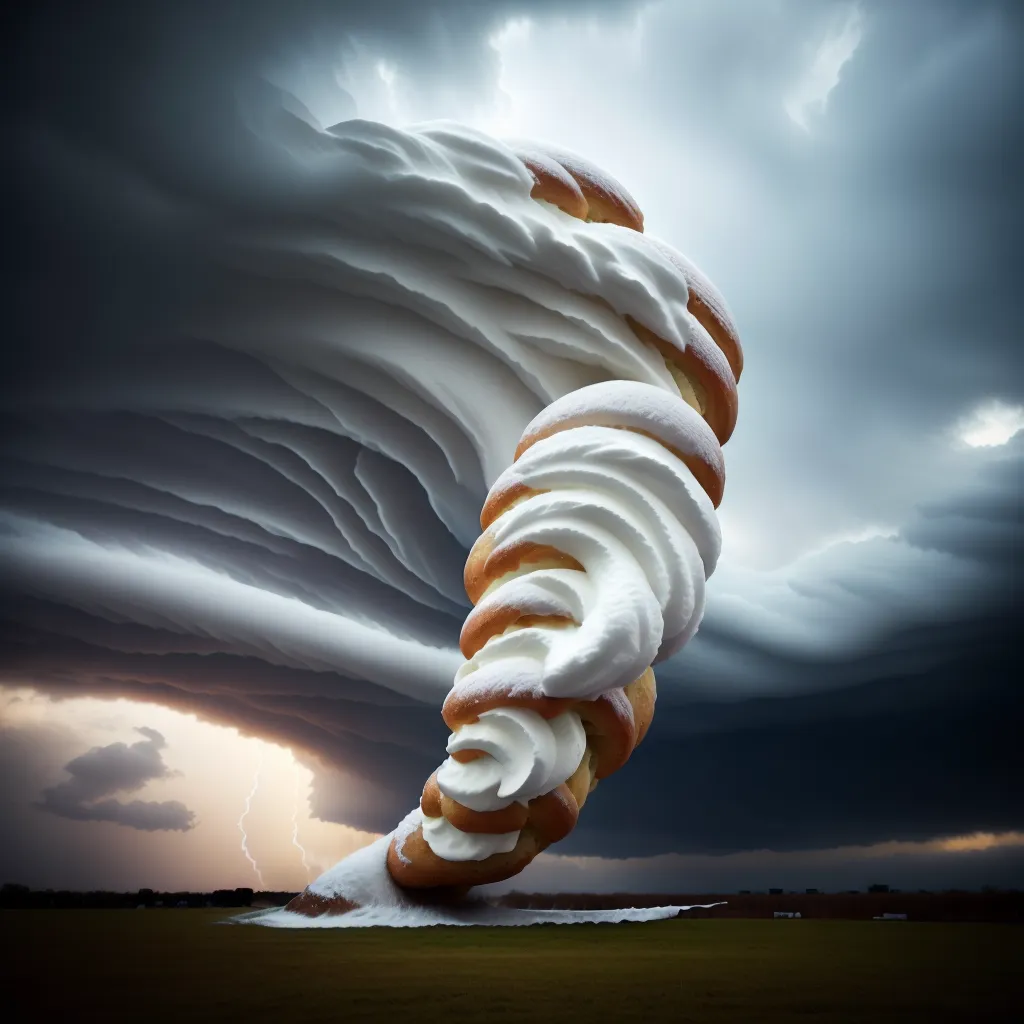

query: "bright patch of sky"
xmin=785 ymin=4 xmax=864 ymax=131
xmin=956 ymin=399 xmax=1024 ymax=448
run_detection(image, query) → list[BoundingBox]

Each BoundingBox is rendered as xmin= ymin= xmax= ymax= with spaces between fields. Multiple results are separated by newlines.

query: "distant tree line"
xmin=4 ymin=883 xmax=1021 ymax=920
xmin=0 ymin=883 xmax=300 ymax=910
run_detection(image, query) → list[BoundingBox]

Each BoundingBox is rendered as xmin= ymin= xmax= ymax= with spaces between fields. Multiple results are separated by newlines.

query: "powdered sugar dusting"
xmin=520 ymin=380 xmax=725 ymax=477
xmin=387 ymin=807 xmax=421 ymax=868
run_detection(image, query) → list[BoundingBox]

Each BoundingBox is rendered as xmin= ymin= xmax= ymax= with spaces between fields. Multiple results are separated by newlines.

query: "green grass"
xmin=3 ymin=910 xmax=1022 ymax=1022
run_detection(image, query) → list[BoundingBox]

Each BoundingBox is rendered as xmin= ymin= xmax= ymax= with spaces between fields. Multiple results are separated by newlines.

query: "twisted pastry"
xmin=285 ymin=140 xmax=744 ymax=916
xmin=384 ymin=144 xmax=744 ymax=892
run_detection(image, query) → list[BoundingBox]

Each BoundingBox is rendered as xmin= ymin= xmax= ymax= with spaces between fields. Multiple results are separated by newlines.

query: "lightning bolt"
xmin=291 ymin=764 xmax=312 ymax=882
xmin=238 ymin=748 xmax=266 ymax=889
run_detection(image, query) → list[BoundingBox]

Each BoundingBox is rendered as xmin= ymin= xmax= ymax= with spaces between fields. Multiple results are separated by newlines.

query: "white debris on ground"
xmin=227 ymin=901 xmax=719 ymax=929
xmin=222 ymin=821 xmax=724 ymax=929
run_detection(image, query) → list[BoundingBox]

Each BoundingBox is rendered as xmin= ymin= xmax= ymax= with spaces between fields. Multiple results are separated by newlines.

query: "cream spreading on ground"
xmin=227 ymin=817 xmax=724 ymax=928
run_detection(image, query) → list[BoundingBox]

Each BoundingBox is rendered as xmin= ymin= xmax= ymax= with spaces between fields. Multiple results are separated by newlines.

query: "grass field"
xmin=3 ymin=910 xmax=1022 ymax=1022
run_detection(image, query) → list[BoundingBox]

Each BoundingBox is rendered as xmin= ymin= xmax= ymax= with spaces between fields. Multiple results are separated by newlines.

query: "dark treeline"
xmin=4 ymin=883 xmax=1022 ymax=920
xmin=0 ymin=883 xmax=299 ymax=910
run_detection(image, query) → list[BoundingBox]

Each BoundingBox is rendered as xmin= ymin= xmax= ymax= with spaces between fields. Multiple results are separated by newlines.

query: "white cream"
xmin=453 ymin=397 xmax=721 ymax=705
xmin=437 ymin=707 xmax=586 ymax=812
xmin=420 ymin=814 xmax=520 ymax=862
xmin=421 ymin=707 xmax=585 ymax=862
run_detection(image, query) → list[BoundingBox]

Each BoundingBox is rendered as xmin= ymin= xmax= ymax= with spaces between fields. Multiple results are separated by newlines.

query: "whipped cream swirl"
xmin=422 ymin=706 xmax=586 ymax=861
xmin=454 ymin=406 xmax=721 ymax=707
xmin=422 ymin=381 xmax=724 ymax=861
xmin=438 ymin=707 xmax=586 ymax=811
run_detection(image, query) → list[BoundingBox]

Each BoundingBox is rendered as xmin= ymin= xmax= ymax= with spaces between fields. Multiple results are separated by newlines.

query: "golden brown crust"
xmin=460 ymin=606 xmax=574 ymax=660
xmin=511 ymin=143 xmax=643 ymax=232
xmin=441 ymin=794 xmax=530 ymax=834
xmin=625 ymin=667 xmax=657 ymax=746
xmin=389 ymin=669 xmax=655 ymax=891
xmin=284 ymin=890 xmax=359 ymax=917
xmin=689 ymin=291 xmax=743 ymax=382
xmin=564 ymin=749 xmax=598 ymax=810
xmin=464 ymin=532 xmax=584 ymax=606
xmin=644 ymin=237 xmax=744 ymax=382
xmin=421 ymin=772 xmax=531 ymax=834
xmin=442 ymin=688 xmax=576 ymax=730
xmin=627 ymin=316 xmax=738 ymax=445
xmin=517 ymin=153 xmax=590 ymax=221
xmin=387 ymin=784 xmax=580 ymax=890
xmin=508 ymin=145 xmax=744 ymax=432
xmin=480 ymin=481 xmax=541 ymax=531
xmin=513 ymin=422 xmax=726 ymax=508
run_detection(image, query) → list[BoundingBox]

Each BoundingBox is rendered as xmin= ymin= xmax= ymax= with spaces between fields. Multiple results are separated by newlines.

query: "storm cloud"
xmin=1 ymin=0 xmax=1021 ymax=885
xmin=36 ymin=727 xmax=196 ymax=832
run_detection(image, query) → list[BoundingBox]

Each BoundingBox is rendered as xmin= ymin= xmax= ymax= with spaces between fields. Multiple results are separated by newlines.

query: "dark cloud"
xmin=4 ymin=447 xmax=1019 ymax=852
xmin=502 ymin=839 xmax=1024 ymax=896
xmin=569 ymin=616 xmax=1021 ymax=859
xmin=901 ymin=448 xmax=1024 ymax=565
xmin=0 ymin=0 xmax=1022 ymax=891
xmin=36 ymin=727 xmax=196 ymax=832
xmin=0 ymin=718 xmax=86 ymax=885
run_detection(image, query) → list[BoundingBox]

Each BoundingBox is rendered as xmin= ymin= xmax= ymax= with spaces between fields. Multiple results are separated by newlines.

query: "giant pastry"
xmin=288 ymin=137 xmax=743 ymax=914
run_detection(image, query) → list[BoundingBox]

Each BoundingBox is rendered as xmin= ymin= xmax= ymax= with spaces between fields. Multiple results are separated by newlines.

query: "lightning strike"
xmin=290 ymin=765 xmax=312 ymax=882
xmin=238 ymin=748 xmax=266 ymax=889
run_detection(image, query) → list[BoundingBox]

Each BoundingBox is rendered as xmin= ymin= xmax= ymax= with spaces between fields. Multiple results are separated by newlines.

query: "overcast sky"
xmin=0 ymin=0 xmax=1021 ymax=894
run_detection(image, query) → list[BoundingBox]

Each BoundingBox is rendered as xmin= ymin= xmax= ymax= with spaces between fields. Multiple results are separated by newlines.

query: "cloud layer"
xmin=36 ymin=727 xmax=196 ymax=832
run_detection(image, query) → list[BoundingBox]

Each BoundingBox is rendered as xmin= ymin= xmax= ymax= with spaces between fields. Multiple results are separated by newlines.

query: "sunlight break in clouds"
xmin=477 ymin=6 xmax=650 ymax=143
xmin=956 ymin=399 xmax=1024 ymax=448
xmin=480 ymin=17 xmax=534 ymax=139
xmin=785 ymin=4 xmax=864 ymax=131
xmin=0 ymin=690 xmax=375 ymax=891
xmin=938 ymin=832 xmax=1024 ymax=853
